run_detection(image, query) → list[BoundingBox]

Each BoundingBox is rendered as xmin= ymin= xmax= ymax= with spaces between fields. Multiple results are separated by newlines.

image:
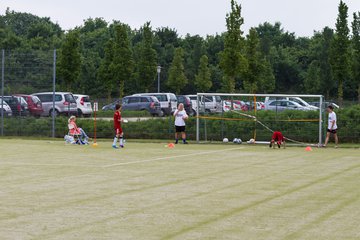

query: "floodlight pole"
xmin=157 ymin=65 xmax=161 ymax=93
xmin=52 ymin=49 xmax=56 ymax=138
xmin=1 ymin=49 xmax=4 ymax=136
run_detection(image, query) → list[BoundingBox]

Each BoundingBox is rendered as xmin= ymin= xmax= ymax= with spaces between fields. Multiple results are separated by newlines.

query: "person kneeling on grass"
xmin=270 ymin=131 xmax=286 ymax=149
xmin=68 ymin=116 xmax=89 ymax=144
xmin=174 ymin=103 xmax=188 ymax=144
xmin=112 ymin=103 xmax=124 ymax=149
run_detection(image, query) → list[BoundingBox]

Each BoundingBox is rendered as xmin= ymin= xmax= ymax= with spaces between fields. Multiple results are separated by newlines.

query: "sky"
xmin=1 ymin=0 xmax=360 ymax=37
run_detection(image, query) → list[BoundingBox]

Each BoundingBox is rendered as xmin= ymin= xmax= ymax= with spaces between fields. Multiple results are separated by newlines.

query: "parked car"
xmin=14 ymin=94 xmax=43 ymax=117
xmin=223 ymin=100 xmax=248 ymax=112
xmin=176 ymin=95 xmax=194 ymax=116
xmin=245 ymin=101 xmax=265 ymax=111
xmin=102 ymin=99 xmax=122 ymax=111
xmin=1 ymin=96 xmax=29 ymax=116
xmin=32 ymin=92 xmax=77 ymax=117
xmin=265 ymin=97 xmax=318 ymax=110
xmin=265 ymin=100 xmax=312 ymax=111
xmin=187 ymin=95 xmax=222 ymax=113
xmin=73 ymin=94 xmax=93 ymax=117
xmin=0 ymin=99 xmax=12 ymax=117
xmin=122 ymin=95 xmax=163 ymax=116
xmin=309 ymin=101 xmax=340 ymax=109
xmin=133 ymin=93 xmax=177 ymax=116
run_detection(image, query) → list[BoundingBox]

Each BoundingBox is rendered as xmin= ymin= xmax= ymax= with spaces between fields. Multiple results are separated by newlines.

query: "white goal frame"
xmin=196 ymin=93 xmax=324 ymax=144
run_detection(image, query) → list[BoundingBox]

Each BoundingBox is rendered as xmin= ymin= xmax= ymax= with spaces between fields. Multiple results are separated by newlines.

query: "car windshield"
xmin=82 ymin=96 xmax=90 ymax=102
xmin=65 ymin=94 xmax=76 ymax=103
xmin=153 ymin=95 xmax=168 ymax=101
xmin=31 ymin=96 xmax=41 ymax=104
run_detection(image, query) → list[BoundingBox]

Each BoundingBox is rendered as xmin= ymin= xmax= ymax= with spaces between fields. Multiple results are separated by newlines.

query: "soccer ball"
xmin=233 ymin=138 xmax=242 ymax=144
xmin=249 ymin=138 xmax=255 ymax=144
xmin=223 ymin=138 xmax=229 ymax=143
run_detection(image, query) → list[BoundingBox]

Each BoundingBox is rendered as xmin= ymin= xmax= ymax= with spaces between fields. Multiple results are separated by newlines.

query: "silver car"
xmin=0 ymin=99 xmax=12 ymax=117
xmin=265 ymin=100 xmax=312 ymax=111
xmin=32 ymin=92 xmax=77 ymax=117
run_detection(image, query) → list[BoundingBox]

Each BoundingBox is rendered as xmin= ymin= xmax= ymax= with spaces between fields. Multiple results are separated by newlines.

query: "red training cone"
xmin=168 ymin=143 xmax=175 ymax=148
xmin=305 ymin=146 xmax=312 ymax=152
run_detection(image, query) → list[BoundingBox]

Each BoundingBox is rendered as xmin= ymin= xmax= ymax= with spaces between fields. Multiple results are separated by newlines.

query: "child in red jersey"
xmin=270 ymin=131 xmax=286 ymax=149
xmin=112 ymin=104 xmax=124 ymax=148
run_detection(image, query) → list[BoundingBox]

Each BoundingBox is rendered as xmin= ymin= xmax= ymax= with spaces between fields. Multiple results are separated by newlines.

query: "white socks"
xmin=113 ymin=137 xmax=118 ymax=146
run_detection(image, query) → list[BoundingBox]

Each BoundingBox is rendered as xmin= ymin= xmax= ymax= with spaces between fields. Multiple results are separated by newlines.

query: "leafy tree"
xmin=58 ymin=30 xmax=81 ymax=91
xmin=97 ymin=39 xmax=115 ymax=100
xmin=220 ymin=0 xmax=247 ymax=92
xmin=137 ymin=22 xmax=157 ymax=93
xmin=304 ymin=60 xmax=321 ymax=94
xmin=167 ymin=47 xmax=187 ymax=94
xmin=195 ymin=55 xmax=212 ymax=92
xmin=111 ymin=24 xmax=134 ymax=98
xmin=352 ymin=12 xmax=360 ymax=102
xmin=330 ymin=0 xmax=350 ymax=105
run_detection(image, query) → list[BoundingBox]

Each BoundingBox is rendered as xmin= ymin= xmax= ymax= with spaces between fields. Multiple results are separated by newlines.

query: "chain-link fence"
xmin=0 ymin=49 xmax=359 ymax=143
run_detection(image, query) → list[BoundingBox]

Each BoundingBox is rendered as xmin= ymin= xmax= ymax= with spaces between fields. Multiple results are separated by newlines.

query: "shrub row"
xmin=1 ymin=105 xmax=359 ymax=143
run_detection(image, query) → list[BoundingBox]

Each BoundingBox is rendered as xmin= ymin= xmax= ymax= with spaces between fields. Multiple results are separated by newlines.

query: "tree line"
xmin=0 ymin=0 xmax=359 ymax=104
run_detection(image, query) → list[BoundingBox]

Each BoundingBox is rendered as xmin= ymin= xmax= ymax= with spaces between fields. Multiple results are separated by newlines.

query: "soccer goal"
xmin=195 ymin=93 xmax=324 ymax=146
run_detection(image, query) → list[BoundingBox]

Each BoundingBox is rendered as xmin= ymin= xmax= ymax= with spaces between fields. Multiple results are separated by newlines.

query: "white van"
xmin=133 ymin=93 xmax=177 ymax=116
xmin=187 ymin=95 xmax=222 ymax=113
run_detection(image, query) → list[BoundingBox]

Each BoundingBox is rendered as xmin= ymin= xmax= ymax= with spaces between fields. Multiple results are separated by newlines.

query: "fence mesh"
xmin=0 ymin=49 xmax=359 ymax=143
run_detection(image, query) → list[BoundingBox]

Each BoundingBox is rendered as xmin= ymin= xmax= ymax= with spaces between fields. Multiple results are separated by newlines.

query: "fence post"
xmin=52 ymin=49 xmax=56 ymax=138
xmin=1 ymin=49 xmax=4 ymax=137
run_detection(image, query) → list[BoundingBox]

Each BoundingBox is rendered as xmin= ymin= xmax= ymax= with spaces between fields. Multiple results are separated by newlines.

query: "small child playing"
xmin=113 ymin=104 xmax=124 ymax=149
xmin=269 ymin=131 xmax=286 ymax=149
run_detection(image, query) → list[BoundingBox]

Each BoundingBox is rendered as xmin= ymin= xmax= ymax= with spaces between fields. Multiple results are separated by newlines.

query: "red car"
xmin=15 ymin=94 xmax=44 ymax=117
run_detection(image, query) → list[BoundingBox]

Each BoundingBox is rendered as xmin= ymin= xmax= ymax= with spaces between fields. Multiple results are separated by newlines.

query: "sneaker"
xmin=175 ymin=141 xmax=178 ymax=144
xmin=120 ymin=145 xmax=124 ymax=148
xmin=112 ymin=145 xmax=118 ymax=149
xmin=278 ymin=143 xmax=281 ymax=148
xmin=183 ymin=141 xmax=188 ymax=144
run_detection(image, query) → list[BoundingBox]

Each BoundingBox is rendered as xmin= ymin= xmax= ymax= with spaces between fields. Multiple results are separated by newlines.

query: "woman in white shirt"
xmin=173 ymin=103 xmax=188 ymax=144
xmin=324 ymin=105 xmax=338 ymax=148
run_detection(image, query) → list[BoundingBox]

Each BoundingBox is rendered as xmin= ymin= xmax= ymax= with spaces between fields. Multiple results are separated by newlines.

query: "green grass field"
xmin=0 ymin=139 xmax=359 ymax=240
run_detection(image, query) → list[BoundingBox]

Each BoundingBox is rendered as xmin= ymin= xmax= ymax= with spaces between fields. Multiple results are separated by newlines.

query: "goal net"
xmin=195 ymin=93 xmax=324 ymax=146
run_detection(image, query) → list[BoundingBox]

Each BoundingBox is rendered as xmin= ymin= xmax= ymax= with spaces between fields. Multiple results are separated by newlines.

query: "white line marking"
xmin=0 ymin=162 xmax=100 ymax=168
xmin=103 ymin=147 xmax=243 ymax=168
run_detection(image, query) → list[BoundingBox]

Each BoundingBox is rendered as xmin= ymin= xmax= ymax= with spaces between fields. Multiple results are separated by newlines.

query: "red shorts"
xmin=115 ymin=127 xmax=123 ymax=135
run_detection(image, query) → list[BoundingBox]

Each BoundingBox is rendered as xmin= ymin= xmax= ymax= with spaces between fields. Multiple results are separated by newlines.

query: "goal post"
xmin=196 ymin=93 xmax=324 ymax=145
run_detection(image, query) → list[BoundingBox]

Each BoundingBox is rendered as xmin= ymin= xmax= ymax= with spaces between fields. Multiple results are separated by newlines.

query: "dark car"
xmin=15 ymin=94 xmax=43 ymax=117
xmin=176 ymin=95 xmax=194 ymax=116
xmin=101 ymin=99 xmax=122 ymax=111
xmin=122 ymin=96 xmax=163 ymax=116
xmin=1 ymin=96 xmax=29 ymax=116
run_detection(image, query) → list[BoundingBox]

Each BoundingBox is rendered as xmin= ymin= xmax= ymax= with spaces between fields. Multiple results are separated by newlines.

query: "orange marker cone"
xmin=305 ymin=146 xmax=312 ymax=152
xmin=168 ymin=143 xmax=175 ymax=148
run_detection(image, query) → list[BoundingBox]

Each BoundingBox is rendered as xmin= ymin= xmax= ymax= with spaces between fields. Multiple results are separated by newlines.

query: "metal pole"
xmin=1 ymin=49 xmax=4 ymax=136
xmin=196 ymin=94 xmax=200 ymax=143
xmin=157 ymin=65 xmax=161 ymax=93
xmin=319 ymin=95 xmax=323 ymax=145
xmin=52 ymin=49 xmax=56 ymax=138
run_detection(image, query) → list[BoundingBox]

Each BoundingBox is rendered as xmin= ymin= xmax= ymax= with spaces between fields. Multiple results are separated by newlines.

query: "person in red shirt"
xmin=113 ymin=104 xmax=124 ymax=148
xmin=270 ymin=131 xmax=286 ymax=149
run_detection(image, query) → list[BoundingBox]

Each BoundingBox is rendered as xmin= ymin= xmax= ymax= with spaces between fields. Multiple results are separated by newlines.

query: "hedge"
xmin=1 ymin=105 xmax=359 ymax=143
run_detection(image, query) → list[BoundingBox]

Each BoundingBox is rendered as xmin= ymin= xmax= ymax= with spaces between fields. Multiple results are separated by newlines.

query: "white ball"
xmin=234 ymin=138 xmax=242 ymax=144
xmin=223 ymin=138 xmax=229 ymax=143
xmin=249 ymin=138 xmax=255 ymax=144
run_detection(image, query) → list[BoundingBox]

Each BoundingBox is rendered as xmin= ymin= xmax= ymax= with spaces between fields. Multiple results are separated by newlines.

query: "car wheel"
xmin=49 ymin=109 xmax=59 ymax=117
xmin=77 ymin=109 xmax=83 ymax=117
